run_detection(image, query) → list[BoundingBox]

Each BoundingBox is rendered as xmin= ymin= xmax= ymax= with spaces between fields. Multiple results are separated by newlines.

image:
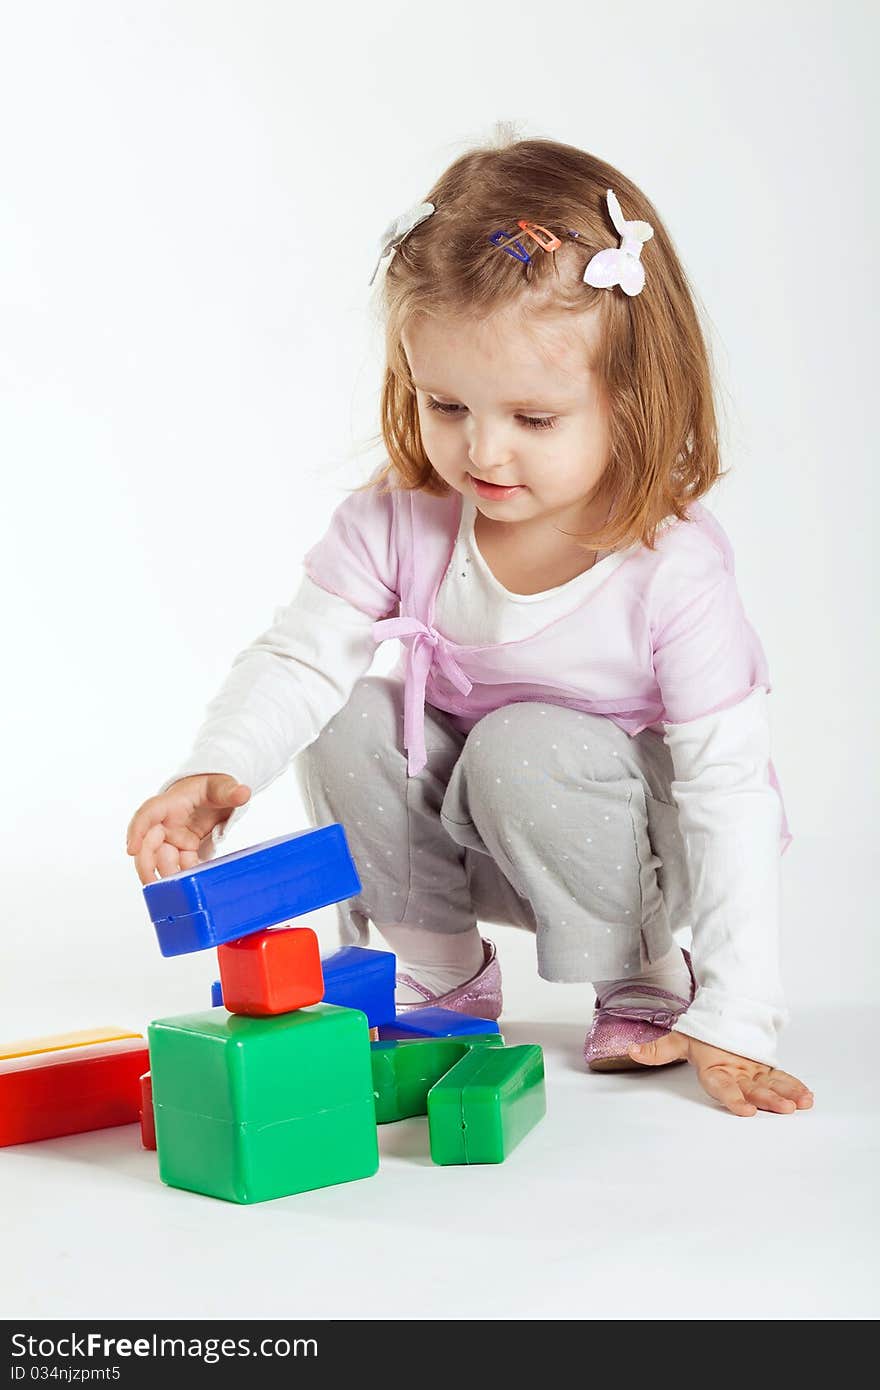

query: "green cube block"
xmin=371 ymin=1033 xmax=505 ymax=1124
xmin=427 ymin=1044 xmax=546 ymax=1165
xmin=148 ymin=1004 xmax=378 ymax=1203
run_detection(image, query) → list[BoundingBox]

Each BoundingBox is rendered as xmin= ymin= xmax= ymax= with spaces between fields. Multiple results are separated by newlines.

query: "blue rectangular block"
xmin=142 ymin=826 xmax=361 ymax=958
xmin=321 ymin=947 xmax=396 ymax=1029
xmin=211 ymin=980 xmax=224 ymax=1008
xmin=377 ymin=1008 xmax=501 ymax=1041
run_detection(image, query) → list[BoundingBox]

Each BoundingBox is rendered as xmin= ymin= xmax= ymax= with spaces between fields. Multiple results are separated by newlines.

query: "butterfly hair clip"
xmin=583 ymin=189 xmax=654 ymax=297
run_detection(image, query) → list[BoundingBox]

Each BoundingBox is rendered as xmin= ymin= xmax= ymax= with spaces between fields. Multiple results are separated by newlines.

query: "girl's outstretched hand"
xmin=126 ymin=774 xmax=251 ymax=885
xmin=629 ymin=1033 xmax=815 ymax=1118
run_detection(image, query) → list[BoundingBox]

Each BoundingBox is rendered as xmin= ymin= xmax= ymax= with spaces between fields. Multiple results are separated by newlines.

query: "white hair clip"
xmin=368 ymin=201 xmax=435 ymax=286
xmin=583 ymin=189 xmax=653 ymax=297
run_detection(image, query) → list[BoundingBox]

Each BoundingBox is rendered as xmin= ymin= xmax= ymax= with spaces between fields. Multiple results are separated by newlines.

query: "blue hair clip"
xmin=488 ymin=229 xmax=531 ymax=264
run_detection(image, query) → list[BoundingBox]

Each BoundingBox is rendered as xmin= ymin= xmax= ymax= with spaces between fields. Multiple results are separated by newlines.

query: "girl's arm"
xmin=158 ymin=573 xmax=383 ymax=857
xmin=649 ymin=519 xmax=790 ymax=1067
xmin=162 ymin=480 xmax=401 ymax=859
xmin=662 ymin=687 xmax=788 ymax=1067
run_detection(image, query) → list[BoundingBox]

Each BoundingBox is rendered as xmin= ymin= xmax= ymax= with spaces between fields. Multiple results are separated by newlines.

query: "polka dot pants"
xmin=297 ymin=675 xmax=693 ymax=983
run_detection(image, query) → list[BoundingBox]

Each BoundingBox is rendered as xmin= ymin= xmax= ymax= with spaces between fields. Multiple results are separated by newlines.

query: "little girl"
xmin=127 ymin=133 xmax=813 ymax=1120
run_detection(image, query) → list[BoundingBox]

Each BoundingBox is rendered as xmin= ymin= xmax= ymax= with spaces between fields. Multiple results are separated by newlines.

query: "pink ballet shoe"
xmin=584 ymin=949 xmax=696 ymax=1072
xmin=394 ymin=938 xmax=502 ymax=1021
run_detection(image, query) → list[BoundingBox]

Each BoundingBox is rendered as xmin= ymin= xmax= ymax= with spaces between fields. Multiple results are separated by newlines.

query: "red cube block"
xmin=139 ymin=1071 xmax=156 ymax=1150
xmin=217 ymin=926 xmax=324 ymax=1017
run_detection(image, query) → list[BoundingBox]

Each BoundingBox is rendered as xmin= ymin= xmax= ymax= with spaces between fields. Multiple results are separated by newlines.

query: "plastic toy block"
xmin=211 ymin=979 xmax=224 ymax=1007
xmin=427 ymin=1045 xmax=546 ymax=1165
xmin=377 ymin=1007 xmax=501 ymax=1041
xmin=139 ymin=1072 xmax=156 ymax=1150
xmin=371 ymin=1034 xmax=505 ymax=1124
xmin=0 ymin=1037 xmax=149 ymax=1147
xmin=0 ymin=1027 xmax=142 ymax=1061
xmin=218 ymin=926 xmax=324 ymax=1017
xmin=142 ymin=825 xmax=361 ymax=958
xmin=320 ymin=946 xmax=396 ymax=1028
xmin=148 ymin=1004 xmax=378 ymax=1204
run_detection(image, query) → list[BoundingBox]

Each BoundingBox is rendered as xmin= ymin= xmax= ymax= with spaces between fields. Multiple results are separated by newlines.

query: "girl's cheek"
xmin=420 ymin=423 xmax=453 ymax=461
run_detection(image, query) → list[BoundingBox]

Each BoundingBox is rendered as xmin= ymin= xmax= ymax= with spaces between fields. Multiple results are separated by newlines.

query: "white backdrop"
xmin=0 ymin=1 xmax=877 ymax=1322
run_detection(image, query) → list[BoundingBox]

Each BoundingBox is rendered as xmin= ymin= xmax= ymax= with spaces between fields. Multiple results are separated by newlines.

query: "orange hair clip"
xmin=516 ymin=221 xmax=562 ymax=252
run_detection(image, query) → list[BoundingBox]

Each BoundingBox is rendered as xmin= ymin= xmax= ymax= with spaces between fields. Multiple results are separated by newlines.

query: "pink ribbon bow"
xmin=373 ymin=615 xmax=473 ymax=774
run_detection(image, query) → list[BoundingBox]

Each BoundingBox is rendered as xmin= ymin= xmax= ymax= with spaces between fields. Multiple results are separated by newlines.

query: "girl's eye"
xmin=425 ymin=398 xmax=557 ymax=431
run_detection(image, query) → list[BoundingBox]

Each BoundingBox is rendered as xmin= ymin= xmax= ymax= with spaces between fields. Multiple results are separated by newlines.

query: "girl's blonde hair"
xmin=365 ymin=129 xmax=725 ymax=552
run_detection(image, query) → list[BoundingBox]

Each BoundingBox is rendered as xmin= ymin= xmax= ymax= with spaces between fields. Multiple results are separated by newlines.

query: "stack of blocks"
xmin=0 ymin=823 xmax=546 ymax=1198
xmin=143 ymin=827 xmax=546 ymax=1199
xmin=145 ymin=827 xmax=383 ymax=1204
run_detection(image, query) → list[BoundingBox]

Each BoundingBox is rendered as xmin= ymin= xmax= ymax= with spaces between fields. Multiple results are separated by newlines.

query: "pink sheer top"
xmin=303 ymin=481 xmax=791 ymax=853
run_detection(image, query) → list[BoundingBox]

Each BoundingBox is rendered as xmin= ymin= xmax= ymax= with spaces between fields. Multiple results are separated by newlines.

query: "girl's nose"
xmin=467 ymin=422 xmax=515 ymax=476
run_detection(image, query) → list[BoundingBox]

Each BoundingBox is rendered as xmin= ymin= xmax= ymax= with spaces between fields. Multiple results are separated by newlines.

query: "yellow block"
xmin=0 ymin=1027 xmax=143 ymax=1061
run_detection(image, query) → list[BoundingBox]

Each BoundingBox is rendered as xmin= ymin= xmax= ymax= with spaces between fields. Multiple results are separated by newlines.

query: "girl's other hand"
xmin=629 ymin=1033 xmax=815 ymax=1117
xmin=125 ymin=774 xmax=251 ymax=886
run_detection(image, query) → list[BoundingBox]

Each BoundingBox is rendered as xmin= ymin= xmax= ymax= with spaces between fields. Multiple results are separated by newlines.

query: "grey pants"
xmin=296 ymin=675 xmax=693 ymax=983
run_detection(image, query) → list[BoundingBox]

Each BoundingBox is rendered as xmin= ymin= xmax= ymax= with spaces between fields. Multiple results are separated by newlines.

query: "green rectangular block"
xmin=148 ymin=1004 xmax=378 ymax=1203
xmin=427 ymin=1044 xmax=546 ymax=1165
xmin=371 ymin=1033 xmax=504 ymax=1124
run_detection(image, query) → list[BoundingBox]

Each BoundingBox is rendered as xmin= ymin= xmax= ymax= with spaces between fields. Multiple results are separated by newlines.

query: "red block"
xmin=218 ymin=926 xmax=324 ymax=1017
xmin=139 ymin=1071 xmax=156 ymax=1150
xmin=0 ymin=1038 xmax=149 ymax=1147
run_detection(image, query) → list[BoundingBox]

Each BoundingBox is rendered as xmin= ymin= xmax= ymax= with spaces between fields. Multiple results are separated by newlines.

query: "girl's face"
xmin=402 ymin=301 xmax=611 ymax=535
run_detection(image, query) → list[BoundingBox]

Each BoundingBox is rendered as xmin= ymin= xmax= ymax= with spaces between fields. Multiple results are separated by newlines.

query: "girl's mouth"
xmin=468 ymin=473 xmax=525 ymax=500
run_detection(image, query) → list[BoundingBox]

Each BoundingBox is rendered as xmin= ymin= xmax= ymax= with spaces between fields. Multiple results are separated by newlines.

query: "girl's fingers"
xmin=134 ymin=823 xmax=166 ymax=885
xmin=700 ymin=1064 xmax=815 ymax=1117
xmin=205 ymin=776 xmax=251 ymax=808
xmin=700 ymin=1068 xmax=758 ymax=1118
xmin=161 ymin=823 xmax=204 ymax=854
xmin=133 ymin=822 xmax=203 ymax=883
xmin=126 ymin=798 xmax=170 ymax=856
xmin=134 ymin=854 xmax=153 ymax=886
xmin=743 ymin=1084 xmax=796 ymax=1114
xmin=156 ymin=841 xmax=181 ymax=879
xmin=766 ymin=1073 xmax=814 ymax=1106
